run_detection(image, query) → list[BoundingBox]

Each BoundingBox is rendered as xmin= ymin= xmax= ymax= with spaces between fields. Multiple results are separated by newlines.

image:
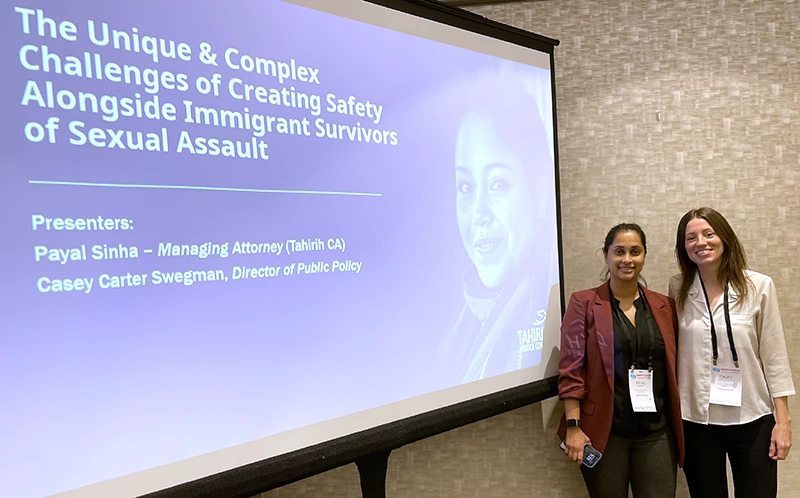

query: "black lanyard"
xmin=613 ymin=285 xmax=655 ymax=372
xmin=699 ymin=277 xmax=740 ymax=368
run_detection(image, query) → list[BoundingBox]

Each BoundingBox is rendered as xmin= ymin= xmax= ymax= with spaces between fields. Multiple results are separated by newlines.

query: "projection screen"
xmin=0 ymin=1 xmax=563 ymax=496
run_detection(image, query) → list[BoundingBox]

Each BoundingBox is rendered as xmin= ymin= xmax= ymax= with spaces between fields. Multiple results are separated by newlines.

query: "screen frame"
xmin=142 ymin=378 xmax=559 ymax=498
xmin=100 ymin=1 xmax=563 ymax=496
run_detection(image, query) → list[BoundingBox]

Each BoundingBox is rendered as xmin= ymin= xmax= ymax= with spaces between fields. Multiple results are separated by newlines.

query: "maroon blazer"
xmin=556 ymin=282 xmax=685 ymax=466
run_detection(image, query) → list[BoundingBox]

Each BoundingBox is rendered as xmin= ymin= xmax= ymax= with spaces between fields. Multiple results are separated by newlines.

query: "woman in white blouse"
xmin=668 ymin=207 xmax=794 ymax=498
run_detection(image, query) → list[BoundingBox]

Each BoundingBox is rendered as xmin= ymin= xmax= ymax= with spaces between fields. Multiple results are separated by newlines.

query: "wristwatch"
xmin=566 ymin=418 xmax=581 ymax=428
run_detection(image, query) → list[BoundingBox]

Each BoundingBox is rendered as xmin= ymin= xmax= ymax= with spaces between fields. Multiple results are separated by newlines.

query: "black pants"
xmin=683 ymin=414 xmax=777 ymax=498
xmin=580 ymin=427 xmax=678 ymax=498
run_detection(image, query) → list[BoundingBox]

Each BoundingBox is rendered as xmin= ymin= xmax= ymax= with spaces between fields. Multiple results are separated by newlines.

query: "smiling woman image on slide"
xmin=437 ymin=73 xmax=557 ymax=385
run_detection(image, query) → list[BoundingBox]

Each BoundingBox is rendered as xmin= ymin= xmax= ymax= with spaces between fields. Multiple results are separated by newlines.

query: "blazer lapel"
xmin=594 ymin=283 xmax=615 ymax=394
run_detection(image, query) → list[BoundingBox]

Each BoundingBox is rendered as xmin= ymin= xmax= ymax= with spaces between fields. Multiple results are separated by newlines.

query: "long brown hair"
xmin=674 ymin=207 xmax=751 ymax=309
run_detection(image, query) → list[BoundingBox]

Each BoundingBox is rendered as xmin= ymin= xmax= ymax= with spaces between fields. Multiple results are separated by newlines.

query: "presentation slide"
xmin=0 ymin=1 xmax=561 ymax=496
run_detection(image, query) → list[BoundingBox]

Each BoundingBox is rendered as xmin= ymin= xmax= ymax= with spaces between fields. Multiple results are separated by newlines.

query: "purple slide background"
xmin=0 ymin=1 xmax=555 ymax=496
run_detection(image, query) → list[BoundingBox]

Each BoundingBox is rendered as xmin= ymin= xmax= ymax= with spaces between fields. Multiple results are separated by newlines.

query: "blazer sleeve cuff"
xmin=558 ymin=388 xmax=586 ymax=401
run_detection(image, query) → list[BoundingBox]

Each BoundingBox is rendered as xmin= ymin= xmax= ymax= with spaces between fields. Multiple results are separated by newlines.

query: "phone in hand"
xmin=560 ymin=440 xmax=603 ymax=468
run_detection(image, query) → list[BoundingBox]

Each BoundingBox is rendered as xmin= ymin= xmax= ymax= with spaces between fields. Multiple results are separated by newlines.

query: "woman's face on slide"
xmin=455 ymin=115 xmax=537 ymax=289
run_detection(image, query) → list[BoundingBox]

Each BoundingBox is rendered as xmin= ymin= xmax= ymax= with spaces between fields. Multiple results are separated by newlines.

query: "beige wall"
xmin=258 ymin=0 xmax=800 ymax=496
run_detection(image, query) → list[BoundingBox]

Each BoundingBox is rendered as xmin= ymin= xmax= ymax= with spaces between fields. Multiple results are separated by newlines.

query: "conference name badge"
xmin=628 ymin=369 xmax=656 ymax=412
xmin=709 ymin=365 xmax=743 ymax=407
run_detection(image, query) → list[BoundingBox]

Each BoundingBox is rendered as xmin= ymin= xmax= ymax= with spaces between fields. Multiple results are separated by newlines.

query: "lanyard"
xmin=637 ymin=287 xmax=656 ymax=371
xmin=699 ymin=277 xmax=740 ymax=368
xmin=614 ymin=285 xmax=655 ymax=371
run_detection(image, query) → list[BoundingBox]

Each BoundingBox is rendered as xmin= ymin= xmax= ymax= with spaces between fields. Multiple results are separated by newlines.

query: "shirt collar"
xmin=688 ymin=271 xmax=739 ymax=300
xmin=688 ymin=272 xmax=703 ymax=299
xmin=608 ymin=282 xmax=646 ymax=310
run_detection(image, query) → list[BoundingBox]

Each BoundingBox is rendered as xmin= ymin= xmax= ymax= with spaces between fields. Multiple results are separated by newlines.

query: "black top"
xmin=609 ymin=285 xmax=669 ymax=438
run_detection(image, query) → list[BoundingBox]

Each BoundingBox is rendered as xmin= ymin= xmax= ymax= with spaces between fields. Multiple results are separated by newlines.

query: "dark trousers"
xmin=683 ymin=415 xmax=777 ymax=498
xmin=580 ymin=427 xmax=678 ymax=498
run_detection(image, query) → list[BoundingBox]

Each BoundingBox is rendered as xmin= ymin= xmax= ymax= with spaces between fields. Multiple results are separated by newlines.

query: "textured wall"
xmin=258 ymin=0 xmax=799 ymax=496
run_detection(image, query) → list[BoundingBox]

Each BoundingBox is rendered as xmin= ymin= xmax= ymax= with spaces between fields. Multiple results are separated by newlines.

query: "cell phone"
xmin=560 ymin=440 xmax=603 ymax=468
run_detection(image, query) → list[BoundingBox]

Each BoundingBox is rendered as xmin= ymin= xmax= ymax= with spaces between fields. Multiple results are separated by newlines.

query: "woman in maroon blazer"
xmin=557 ymin=223 xmax=684 ymax=498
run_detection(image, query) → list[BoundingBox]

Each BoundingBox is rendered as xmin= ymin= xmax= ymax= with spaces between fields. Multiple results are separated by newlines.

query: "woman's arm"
xmin=770 ymin=396 xmax=792 ymax=460
xmin=754 ymin=277 xmax=794 ymax=460
xmin=563 ymin=398 xmax=591 ymax=464
xmin=757 ymin=277 xmax=795 ymax=397
xmin=558 ymin=292 xmax=591 ymax=463
xmin=558 ymin=292 xmax=589 ymax=399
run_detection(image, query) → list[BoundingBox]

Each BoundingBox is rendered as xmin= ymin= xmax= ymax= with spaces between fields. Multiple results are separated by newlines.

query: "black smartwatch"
xmin=566 ymin=418 xmax=581 ymax=428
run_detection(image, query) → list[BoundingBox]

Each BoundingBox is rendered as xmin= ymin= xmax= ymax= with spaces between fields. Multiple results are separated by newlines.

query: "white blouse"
xmin=668 ymin=270 xmax=795 ymax=425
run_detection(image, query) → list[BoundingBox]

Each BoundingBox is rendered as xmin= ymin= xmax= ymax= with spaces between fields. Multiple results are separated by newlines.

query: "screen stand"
xmin=355 ymin=450 xmax=391 ymax=498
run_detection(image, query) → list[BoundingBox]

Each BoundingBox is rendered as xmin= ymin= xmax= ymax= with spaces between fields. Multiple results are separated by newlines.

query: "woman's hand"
xmin=770 ymin=420 xmax=792 ymax=460
xmin=565 ymin=427 xmax=591 ymax=464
